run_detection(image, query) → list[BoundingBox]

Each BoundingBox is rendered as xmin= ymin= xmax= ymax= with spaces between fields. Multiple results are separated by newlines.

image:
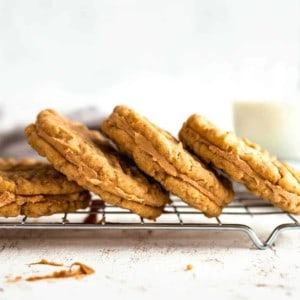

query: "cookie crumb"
xmin=185 ymin=264 xmax=193 ymax=271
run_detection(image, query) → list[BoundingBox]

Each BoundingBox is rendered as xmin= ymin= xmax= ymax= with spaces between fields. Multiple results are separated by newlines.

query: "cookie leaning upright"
xmin=101 ymin=105 xmax=234 ymax=217
xmin=25 ymin=109 xmax=170 ymax=220
xmin=179 ymin=114 xmax=300 ymax=214
xmin=0 ymin=158 xmax=90 ymax=217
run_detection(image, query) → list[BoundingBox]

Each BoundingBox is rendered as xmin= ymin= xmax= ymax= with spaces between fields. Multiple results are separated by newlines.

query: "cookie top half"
xmin=0 ymin=158 xmax=83 ymax=195
xmin=179 ymin=114 xmax=300 ymax=214
xmin=101 ymin=105 xmax=234 ymax=217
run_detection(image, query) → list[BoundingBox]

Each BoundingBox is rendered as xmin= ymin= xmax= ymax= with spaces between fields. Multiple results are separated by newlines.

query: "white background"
xmin=0 ymin=0 xmax=300 ymax=135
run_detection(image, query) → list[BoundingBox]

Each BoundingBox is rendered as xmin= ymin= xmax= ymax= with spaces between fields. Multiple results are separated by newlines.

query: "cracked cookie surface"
xmin=179 ymin=114 xmax=300 ymax=214
xmin=25 ymin=109 xmax=170 ymax=220
xmin=0 ymin=158 xmax=83 ymax=194
xmin=101 ymin=105 xmax=234 ymax=217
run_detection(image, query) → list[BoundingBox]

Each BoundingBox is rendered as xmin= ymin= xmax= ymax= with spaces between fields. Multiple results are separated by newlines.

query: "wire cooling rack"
xmin=1 ymin=185 xmax=299 ymax=250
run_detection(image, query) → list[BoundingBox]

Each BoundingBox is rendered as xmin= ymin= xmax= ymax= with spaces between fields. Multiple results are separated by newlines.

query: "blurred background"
xmin=0 ymin=0 xmax=300 ymax=158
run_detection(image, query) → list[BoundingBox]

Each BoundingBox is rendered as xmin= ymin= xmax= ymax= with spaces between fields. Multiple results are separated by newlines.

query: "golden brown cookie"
xmin=25 ymin=109 xmax=170 ymax=220
xmin=0 ymin=191 xmax=90 ymax=218
xmin=101 ymin=105 xmax=234 ymax=217
xmin=179 ymin=114 xmax=300 ymax=214
xmin=0 ymin=158 xmax=83 ymax=194
xmin=0 ymin=158 xmax=90 ymax=218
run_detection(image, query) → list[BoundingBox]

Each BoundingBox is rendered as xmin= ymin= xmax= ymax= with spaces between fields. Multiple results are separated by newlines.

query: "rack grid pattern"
xmin=1 ymin=188 xmax=299 ymax=250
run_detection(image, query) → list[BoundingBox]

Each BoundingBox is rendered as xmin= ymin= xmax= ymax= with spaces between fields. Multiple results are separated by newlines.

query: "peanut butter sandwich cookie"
xmin=25 ymin=109 xmax=169 ymax=220
xmin=0 ymin=158 xmax=90 ymax=217
xmin=101 ymin=105 xmax=234 ymax=217
xmin=179 ymin=114 xmax=300 ymax=214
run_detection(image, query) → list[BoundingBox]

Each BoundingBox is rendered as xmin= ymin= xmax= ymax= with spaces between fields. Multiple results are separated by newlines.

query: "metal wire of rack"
xmin=0 ymin=188 xmax=299 ymax=250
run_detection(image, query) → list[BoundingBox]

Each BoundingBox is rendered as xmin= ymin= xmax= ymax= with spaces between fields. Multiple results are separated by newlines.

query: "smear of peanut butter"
xmin=25 ymin=260 xmax=94 ymax=281
xmin=28 ymin=258 xmax=64 ymax=267
xmin=6 ymin=276 xmax=22 ymax=283
xmin=83 ymin=199 xmax=105 ymax=224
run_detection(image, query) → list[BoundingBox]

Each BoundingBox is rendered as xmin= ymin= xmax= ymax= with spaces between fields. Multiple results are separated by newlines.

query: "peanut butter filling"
xmin=112 ymin=116 xmax=225 ymax=206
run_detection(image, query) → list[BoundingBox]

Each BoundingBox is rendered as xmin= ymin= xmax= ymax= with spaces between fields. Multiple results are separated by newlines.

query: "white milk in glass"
xmin=233 ymin=101 xmax=300 ymax=162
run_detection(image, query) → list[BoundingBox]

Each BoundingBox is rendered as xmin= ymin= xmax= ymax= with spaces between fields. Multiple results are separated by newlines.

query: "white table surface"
xmin=1 ymin=222 xmax=299 ymax=300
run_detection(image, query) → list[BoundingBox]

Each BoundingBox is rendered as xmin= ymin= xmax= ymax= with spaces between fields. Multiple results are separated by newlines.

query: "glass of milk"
xmin=233 ymin=100 xmax=300 ymax=162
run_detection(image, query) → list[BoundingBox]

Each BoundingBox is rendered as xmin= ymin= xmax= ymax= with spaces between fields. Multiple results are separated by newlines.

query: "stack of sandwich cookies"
xmin=101 ymin=105 xmax=234 ymax=217
xmin=0 ymin=158 xmax=90 ymax=217
xmin=179 ymin=114 xmax=300 ymax=214
xmin=25 ymin=109 xmax=170 ymax=220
